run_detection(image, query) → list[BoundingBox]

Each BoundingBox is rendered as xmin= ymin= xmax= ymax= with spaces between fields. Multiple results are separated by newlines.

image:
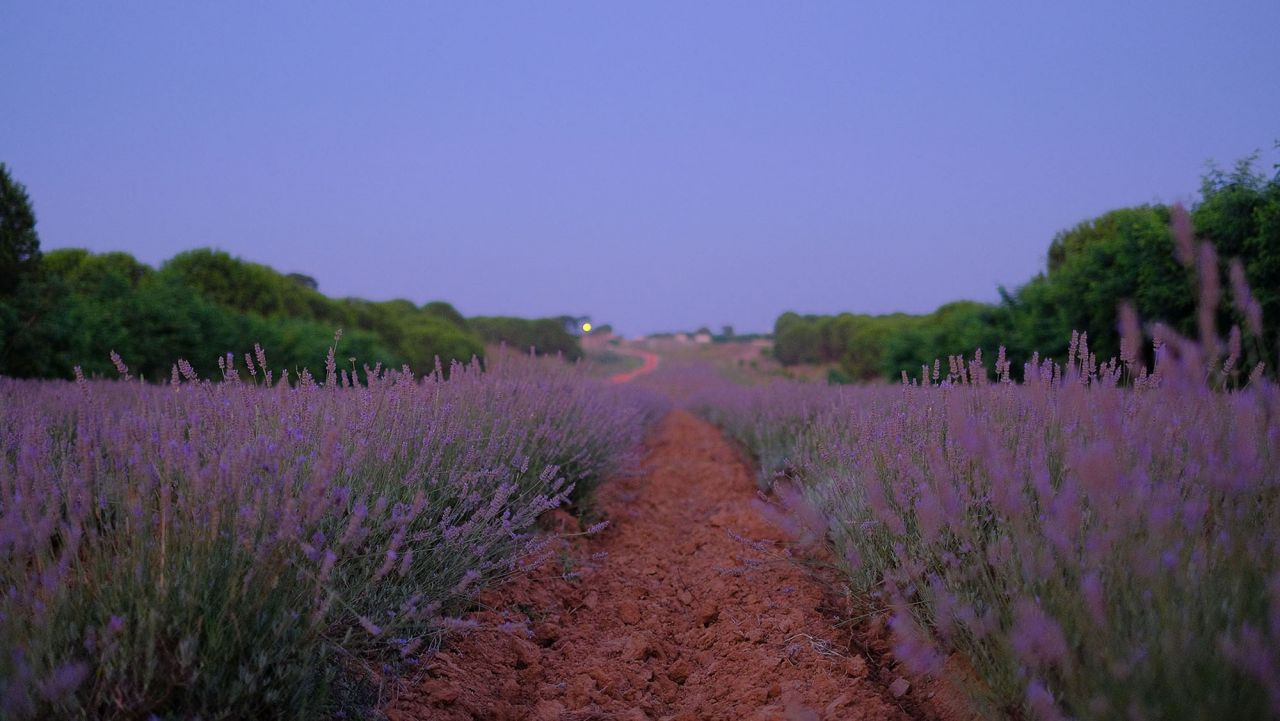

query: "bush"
xmin=4 ymin=242 xmax=488 ymax=381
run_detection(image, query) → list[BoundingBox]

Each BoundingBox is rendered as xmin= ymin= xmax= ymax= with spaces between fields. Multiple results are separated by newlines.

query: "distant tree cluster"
xmin=0 ymin=163 xmax=583 ymax=380
xmin=469 ymin=316 xmax=583 ymax=360
xmin=774 ymin=153 xmax=1280 ymax=382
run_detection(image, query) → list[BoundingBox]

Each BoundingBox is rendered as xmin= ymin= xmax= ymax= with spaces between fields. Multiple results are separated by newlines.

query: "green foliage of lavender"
xmin=0 ymin=350 xmax=665 ymax=719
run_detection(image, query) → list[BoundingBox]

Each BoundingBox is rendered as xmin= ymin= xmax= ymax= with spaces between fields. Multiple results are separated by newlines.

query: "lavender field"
xmin=3 ymin=293 xmax=1279 ymax=721
xmin=5 ymin=3 xmax=1279 ymax=718
xmin=0 ymin=348 xmax=665 ymax=718
xmin=692 ymin=334 xmax=1279 ymax=718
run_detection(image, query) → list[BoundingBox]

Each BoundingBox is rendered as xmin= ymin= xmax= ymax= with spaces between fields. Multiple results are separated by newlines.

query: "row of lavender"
xmin=692 ymin=340 xmax=1279 ymax=719
xmin=0 ymin=349 xmax=666 ymax=719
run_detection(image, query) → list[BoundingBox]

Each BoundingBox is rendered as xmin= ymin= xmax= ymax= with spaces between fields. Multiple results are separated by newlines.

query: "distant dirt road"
xmin=608 ymin=349 xmax=659 ymax=384
xmin=385 ymin=411 xmax=955 ymax=721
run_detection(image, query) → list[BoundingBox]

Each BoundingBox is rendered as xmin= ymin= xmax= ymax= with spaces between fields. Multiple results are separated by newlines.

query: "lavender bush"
xmin=0 ymin=347 xmax=664 ymax=719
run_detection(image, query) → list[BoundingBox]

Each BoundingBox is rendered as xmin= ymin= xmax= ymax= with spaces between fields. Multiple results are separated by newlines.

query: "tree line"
xmin=0 ymin=164 xmax=581 ymax=380
xmin=775 ymin=154 xmax=1280 ymax=383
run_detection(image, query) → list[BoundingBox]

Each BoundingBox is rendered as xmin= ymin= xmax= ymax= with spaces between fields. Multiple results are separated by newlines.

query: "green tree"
xmin=397 ymin=317 xmax=483 ymax=373
xmin=162 ymin=250 xmax=484 ymax=374
xmin=839 ymin=314 xmax=909 ymax=381
xmin=1008 ymin=205 xmax=1194 ymax=364
xmin=773 ymin=312 xmax=822 ymax=365
xmin=161 ymin=249 xmax=333 ymax=321
xmin=421 ymin=301 xmax=469 ymax=330
xmin=287 ymin=272 xmax=319 ymax=291
xmin=0 ymin=163 xmax=60 ymax=376
xmin=1193 ymin=153 xmax=1280 ymax=366
xmin=469 ymin=316 xmax=581 ymax=360
xmin=881 ymin=302 xmax=1010 ymax=380
xmin=0 ymin=163 xmax=41 ymax=297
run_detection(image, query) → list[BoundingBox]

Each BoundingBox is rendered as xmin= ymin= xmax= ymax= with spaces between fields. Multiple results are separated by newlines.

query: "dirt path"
xmin=607 ymin=349 xmax=659 ymax=384
xmin=385 ymin=411 xmax=932 ymax=721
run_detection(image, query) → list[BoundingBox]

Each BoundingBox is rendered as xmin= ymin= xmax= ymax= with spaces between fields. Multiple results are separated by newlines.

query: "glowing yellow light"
xmin=581 ymin=322 xmax=593 ymax=333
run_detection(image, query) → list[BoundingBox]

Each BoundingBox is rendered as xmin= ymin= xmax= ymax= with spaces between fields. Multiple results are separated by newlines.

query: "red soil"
xmin=385 ymin=411 xmax=970 ymax=721
xmin=607 ymin=350 xmax=660 ymax=384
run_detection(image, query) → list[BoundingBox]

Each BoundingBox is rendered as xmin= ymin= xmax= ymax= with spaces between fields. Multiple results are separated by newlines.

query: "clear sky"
xmin=2 ymin=2 xmax=1277 ymax=336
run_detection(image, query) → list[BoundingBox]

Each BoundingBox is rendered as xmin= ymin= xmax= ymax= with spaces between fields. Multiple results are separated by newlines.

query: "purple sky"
xmin=3 ymin=3 xmax=1277 ymax=336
